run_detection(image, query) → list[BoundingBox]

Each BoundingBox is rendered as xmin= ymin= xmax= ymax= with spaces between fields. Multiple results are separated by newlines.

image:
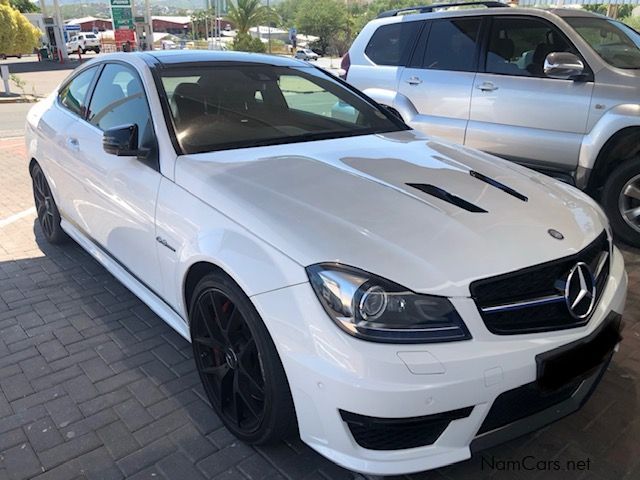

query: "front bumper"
xmin=251 ymin=246 xmax=627 ymax=476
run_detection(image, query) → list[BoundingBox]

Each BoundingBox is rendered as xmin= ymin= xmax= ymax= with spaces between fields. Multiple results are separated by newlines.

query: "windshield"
xmin=566 ymin=17 xmax=640 ymax=69
xmin=159 ymin=65 xmax=405 ymax=154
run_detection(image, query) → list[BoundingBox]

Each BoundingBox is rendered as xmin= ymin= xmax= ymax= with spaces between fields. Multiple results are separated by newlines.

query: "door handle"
xmin=406 ymin=76 xmax=422 ymax=85
xmin=66 ymin=137 xmax=79 ymax=151
xmin=476 ymin=82 xmax=499 ymax=92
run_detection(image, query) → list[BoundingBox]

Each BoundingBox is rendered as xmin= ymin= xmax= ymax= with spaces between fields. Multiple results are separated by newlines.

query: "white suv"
xmin=344 ymin=2 xmax=640 ymax=246
xmin=66 ymin=33 xmax=101 ymax=54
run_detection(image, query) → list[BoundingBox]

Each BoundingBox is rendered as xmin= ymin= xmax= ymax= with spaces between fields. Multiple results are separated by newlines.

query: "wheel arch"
xmin=28 ymin=157 xmax=38 ymax=174
xmin=587 ymin=126 xmax=640 ymax=195
xmin=182 ymin=260 xmax=227 ymax=318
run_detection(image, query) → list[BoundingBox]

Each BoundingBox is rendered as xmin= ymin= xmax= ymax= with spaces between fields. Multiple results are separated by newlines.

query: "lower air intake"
xmin=340 ymin=407 xmax=473 ymax=450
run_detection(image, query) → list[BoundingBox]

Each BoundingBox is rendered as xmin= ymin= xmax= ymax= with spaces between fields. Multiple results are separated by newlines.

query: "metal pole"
xmin=206 ymin=0 xmax=211 ymax=47
xmin=214 ymin=0 xmax=218 ymax=49
xmin=39 ymin=0 xmax=47 ymax=17
xmin=267 ymin=0 xmax=271 ymax=54
xmin=52 ymin=0 xmax=69 ymax=61
xmin=205 ymin=16 xmax=208 ymax=45
xmin=216 ymin=0 xmax=221 ymax=48
xmin=144 ymin=0 xmax=152 ymax=50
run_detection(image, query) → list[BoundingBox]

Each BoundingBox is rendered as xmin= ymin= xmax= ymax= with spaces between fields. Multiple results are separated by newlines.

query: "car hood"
xmin=175 ymin=130 xmax=607 ymax=297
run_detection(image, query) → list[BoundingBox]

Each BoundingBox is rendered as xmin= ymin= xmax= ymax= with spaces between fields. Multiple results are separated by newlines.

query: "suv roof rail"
xmin=377 ymin=1 xmax=508 ymax=18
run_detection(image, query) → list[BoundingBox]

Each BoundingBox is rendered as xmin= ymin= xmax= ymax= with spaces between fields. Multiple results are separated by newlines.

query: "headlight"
xmin=306 ymin=263 xmax=471 ymax=343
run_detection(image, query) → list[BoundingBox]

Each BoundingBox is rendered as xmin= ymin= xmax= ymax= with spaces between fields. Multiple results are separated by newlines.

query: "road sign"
xmin=64 ymin=24 xmax=81 ymax=31
xmin=110 ymin=0 xmax=134 ymax=31
xmin=112 ymin=7 xmax=134 ymax=29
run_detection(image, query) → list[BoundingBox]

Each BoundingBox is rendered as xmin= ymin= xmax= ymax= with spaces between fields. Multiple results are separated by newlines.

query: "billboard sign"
xmin=110 ymin=0 xmax=134 ymax=30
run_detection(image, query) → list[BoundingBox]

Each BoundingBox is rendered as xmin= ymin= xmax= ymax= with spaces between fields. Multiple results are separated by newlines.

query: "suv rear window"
xmin=365 ymin=22 xmax=421 ymax=66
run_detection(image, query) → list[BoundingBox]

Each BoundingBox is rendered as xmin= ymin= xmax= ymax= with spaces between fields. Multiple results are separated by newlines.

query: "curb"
xmin=0 ymin=95 xmax=40 ymax=104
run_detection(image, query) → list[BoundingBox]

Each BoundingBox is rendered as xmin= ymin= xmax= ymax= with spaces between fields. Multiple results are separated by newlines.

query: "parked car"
xmin=295 ymin=48 xmax=319 ymax=61
xmin=344 ymin=2 xmax=640 ymax=246
xmin=0 ymin=53 xmax=22 ymax=59
xmin=66 ymin=33 xmax=101 ymax=54
xmin=26 ymin=51 xmax=627 ymax=476
xmin=161 ymin=39 xmax=177 ymax=50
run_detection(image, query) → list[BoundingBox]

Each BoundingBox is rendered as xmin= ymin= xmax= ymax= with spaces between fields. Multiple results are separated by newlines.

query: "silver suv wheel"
xmin=618 ymin=173 xmax=640 ymax=234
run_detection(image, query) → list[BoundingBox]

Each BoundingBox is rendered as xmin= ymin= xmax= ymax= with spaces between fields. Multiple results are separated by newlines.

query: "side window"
xmin=485 ymin=17 xmax=574 ymax=77
xmin=87 ymin=64 xmax=155 ymax=150
xmin=421 ymin=18 xmax=481 ymax=72
xmin=58 ymin=66 xmax=98 ymax=117
xmin=365 ymin=21 xmax=421 ymax=66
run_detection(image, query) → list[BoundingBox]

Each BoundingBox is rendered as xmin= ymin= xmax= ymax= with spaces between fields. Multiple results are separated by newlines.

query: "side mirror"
xmin=103 ymin=124 xmax=139 ymax=156
xmin=544 ymin=52 xmax=585 ymax=80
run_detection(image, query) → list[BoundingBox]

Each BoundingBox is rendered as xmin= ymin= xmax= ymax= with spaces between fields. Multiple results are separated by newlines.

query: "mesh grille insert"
xmin=340 ymin=407 xmax=473 ymax=451
xmin=471 ymin=232 xmax=609 ymax=335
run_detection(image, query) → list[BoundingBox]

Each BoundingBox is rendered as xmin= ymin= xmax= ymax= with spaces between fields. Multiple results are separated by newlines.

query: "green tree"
xmin=0 ymin=0 xmax=41 ymax=55
xmin=232 ymin=32 xmax=266 ymax=52
xmin=275 ymin=0 xmax=298 ymax=29
xmin=295 ymin=0 xmax=347 ymax=54
xmin=622 ymin=15 xmax=640 ymax=31
xmin=9 ymin=0 xmax=38 ymax=13
xmin=583 ymin=4 xmax=634 ymax=19
xmin=191 ymin=9 xmax=215 ymax=40
xmin=226 ymin=0 xmax=279 ymax=35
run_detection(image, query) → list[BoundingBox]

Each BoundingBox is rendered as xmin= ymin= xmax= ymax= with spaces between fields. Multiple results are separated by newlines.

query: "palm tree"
xmin=226 ymin=0 xmax=279 ymax=35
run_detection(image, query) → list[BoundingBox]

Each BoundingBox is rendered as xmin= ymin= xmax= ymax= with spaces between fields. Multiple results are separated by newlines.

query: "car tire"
xmin=95 ymin=47 xmax=100 ymax=54
xmin=0 ymin=54 xmax=6 ymax=60
xmin=189 ymin=271 xmax=297 ymax=444
xmin=30 ymin=163 xmax=68 ymax=244
xmin=601 ymin=156 xmax=640 ymax=247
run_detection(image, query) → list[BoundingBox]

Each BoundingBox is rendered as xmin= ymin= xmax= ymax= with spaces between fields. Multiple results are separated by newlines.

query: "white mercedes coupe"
xmin=26 ymin=51 xmax=627 ymax=475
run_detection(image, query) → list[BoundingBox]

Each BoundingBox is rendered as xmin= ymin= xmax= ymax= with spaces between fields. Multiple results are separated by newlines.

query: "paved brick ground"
xmin=0 ymin=136 xmax=639 ymax=480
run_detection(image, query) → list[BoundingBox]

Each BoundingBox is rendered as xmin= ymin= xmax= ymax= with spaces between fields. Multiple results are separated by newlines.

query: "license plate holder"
xmin=536 ymin=314 xmax=622 ymax=392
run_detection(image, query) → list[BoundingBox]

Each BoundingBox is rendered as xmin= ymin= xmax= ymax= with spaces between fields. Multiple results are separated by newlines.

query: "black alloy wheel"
xmin=31 ymin=163 xmax=67 ymax=244
xmin=190 ymin=272 xmax=296 ymax=444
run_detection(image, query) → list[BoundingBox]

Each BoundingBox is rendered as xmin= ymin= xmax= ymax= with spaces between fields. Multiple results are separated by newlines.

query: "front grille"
xmin=340 ymin=407 xmax=473 ymax=451
xmin=471 ymin=232 xmax=610 ymax=335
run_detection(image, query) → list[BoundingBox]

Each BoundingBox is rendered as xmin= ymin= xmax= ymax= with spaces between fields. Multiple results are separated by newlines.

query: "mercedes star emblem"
xmin=564 ymin=262 xmax=596 ymax=319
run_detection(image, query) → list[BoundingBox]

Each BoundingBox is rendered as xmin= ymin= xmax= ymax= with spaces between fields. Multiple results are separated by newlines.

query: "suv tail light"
xmin=340 ymin=52 xmax=351 ymax=79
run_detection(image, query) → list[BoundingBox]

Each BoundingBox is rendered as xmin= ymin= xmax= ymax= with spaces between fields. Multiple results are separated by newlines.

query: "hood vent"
xmin=470 ymin=170 xmax=528 ymax=202
xmin=407 ymin=183 xmax=487 ymax=213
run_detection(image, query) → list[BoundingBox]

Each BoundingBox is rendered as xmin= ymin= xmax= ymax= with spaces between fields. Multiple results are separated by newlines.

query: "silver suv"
xmin=344 ymin=2 xmax=640 ymax=245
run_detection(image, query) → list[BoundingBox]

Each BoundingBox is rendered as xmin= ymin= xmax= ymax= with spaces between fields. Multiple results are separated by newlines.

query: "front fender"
xmin=578 ymin=104 xmax=640 ymax=185
xmin=155 ymin=177 xmax=307 ymax=320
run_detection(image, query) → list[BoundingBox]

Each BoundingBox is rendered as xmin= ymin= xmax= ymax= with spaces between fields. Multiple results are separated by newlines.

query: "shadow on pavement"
xmin=1 ymin=59 xmax=87 ymax=74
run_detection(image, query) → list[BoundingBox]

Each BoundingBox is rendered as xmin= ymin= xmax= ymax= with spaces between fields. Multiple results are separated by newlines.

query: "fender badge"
xmin=548 ymin=229 xmax=564 ymax=240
